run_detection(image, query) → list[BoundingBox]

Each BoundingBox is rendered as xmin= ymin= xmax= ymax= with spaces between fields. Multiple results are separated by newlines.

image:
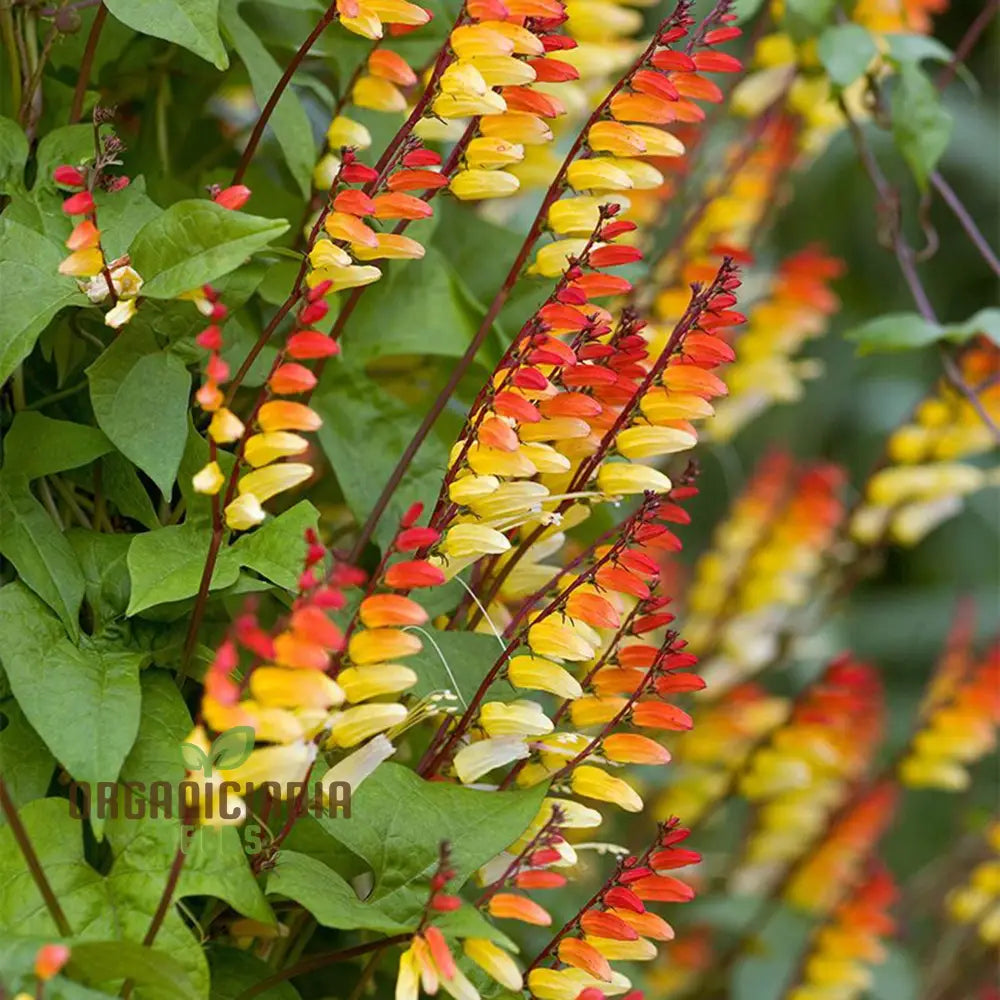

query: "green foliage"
xmin=103 ymin=0 xmax=229 ymax=71
xmin=818 ymin=24 xmax=878 ymax=87
xmin=129 ymin=201 xmax=289 ymax=299
xmin=87 ymin=327 xmax=192 ymax=498
xmin=847 ymin=308 xmax=1000 ymax=353
xmin=891 ymin=62 xmax=953 ymax=190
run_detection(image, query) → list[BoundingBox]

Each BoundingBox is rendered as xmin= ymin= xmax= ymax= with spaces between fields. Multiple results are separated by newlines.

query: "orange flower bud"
xmin=372 ymin=192 xmax=432 ymax=220
xmin=488 ymin=892 xmax=552 ymax=925
xmin=368 ymin=49 xmax=417 ymax=86
xmin=558 ymin=938 xmax=612 ymax=981
xmin=269 ymin=363 xmax=317 ymax=395
xmin=34 ymin=944 xmax=71 ymax=981
xmin=579 ymin=910 xmax=639 ymax=941
xmin=358 ymin=594 xmax=428 ymax=628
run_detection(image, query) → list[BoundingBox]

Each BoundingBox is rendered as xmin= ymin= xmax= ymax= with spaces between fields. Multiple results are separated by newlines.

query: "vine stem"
xmin=936 ymin=0 xmax=998 ymax=90
xmin=347 ymin=16 xmax=685 ymax=560
xmin=69 ymin=3 xmax=105 ymax=124
xmin=0 ymin=777 xmax=73 ymax=937
xmin=230 ymin=935 xmax=409 ymax=1000
xmin=231 ymin=2 xmax=339 ymax=186
xmin=930 ymin=170 xmax=1000 ymax=277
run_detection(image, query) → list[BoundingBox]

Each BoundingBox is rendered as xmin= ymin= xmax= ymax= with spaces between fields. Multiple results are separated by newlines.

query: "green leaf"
xmin=845 ymin=311 xmax=943 ymax=353
xmin=266 ymin=851 xmax=411 ymax=934
xmin=2 ymin=412 xmax=112 ymax=480
xmin=93 ymin=177 xmax=163 ymax=260
xmin=941 ymin=307 xmax=1000 ymax=346
xmin=210 ymin=726 xmax=255 ymax=770
xmin=87 ymin=326 xmax=192 ymax=498
xmin=817 ymin=24 xmax=877 ymax=87
xmin=0 ymin=583 xmax=143 ymax=790
xmin=220 ymin=0 xmax=314 ymax=196
xmin=101 ymin=451 xmax=161 ymax=529
xmin=347 ymin=246 xmax=484 ymax=364
xmin=0 ymin=698 xmax=55 ymax=826
xmin=784 ymin=0 xmax=835 ymax=35
xmin=0 ymin=799 xmax=270 ymax=999
xmin=314 ymin=362 xmax=450 ymax=550
xmin=121 ymin=671 xmax=192 ymax=788
xmin=731 ymin=0 xmax=766 ymax=23
xmin=104 ymin=0 xmax=228 ymax=69
xmin=408 ymin=627 xmax=511 ymax=707
xmin=129 ymin=199 xmax=289 ymax=299
xmin=126 ymin=502 xmax=315 ymax=616
xmin=885 ymin=32 xmax=955 ymax=68
xmin=126 ymin=521 xmax=239 ymax=615
xmin=0 ymin=217 xmax=83 ymax=385
xmin=892 ymin=62 xmax=952 ymax=190
xmin=66 ymin=530 xmax=133 ymax=629
xmin=0 ymin=116 xmax=28 ymax=195
xmin=208 ymin=949 xmax=301 ymax=1000
xmin=0 ymin=476 xmax=86 ymax=637
xmin=315 ymin=763 xmax=547 ymax=923
xmin=229 ymin=500 xmax=318 ymax=589
xmin=67 ymin=941 xmax=200 ymax=1000
xmin=870 ymin=945 xmax=919 ymax=1000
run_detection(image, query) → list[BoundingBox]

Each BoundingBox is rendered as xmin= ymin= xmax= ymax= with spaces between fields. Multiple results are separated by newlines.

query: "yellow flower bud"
xmin=616 ymin=425 xmax=697 ymax=459
xmin=463 ymin=938 xmax=523 ymax=990
xmin=567 ymin=158 xmax=633 ymax=193
xmin=454 ymin=736 xmax=530 ymax=784
xmin=249 ymin=667 xmax=345 ymax=709
xmin=192 ymin=461 xmax=225 ymax=496
xmin=465 ymin=137 xmax=525 ymax=169
xmin=327 ymin=115 xmax=372 ymax=149
xmin=528 ymin=619 xmax=597 ymax=662
xmin=480 ymin=112 xmax=553 ymax=145
xmin=467 ymin=55 xmax=536 ymax=86
xmin=450 ymin=168 xmax=520 ymax=200
xmin=442 ymin=523 xmax=512 ymax=559
xmin=209 ymin=408 xmax=246 ymax=444
xmin=224 ymin=493 xmax=266 ymax=531
xmin=337 ymin=664 xmax=418 ymax=702
xmin=508 ymin=655 xmax=583 ymax=699
xmin=59 ymin=248 xmax=104 ymax=277
xmin=479 ymin=700 xmax=554 ymax=738
xmin=244 ymin=431 xmax=309 ymax=468
xmin=309 ymin=240 xmax=353 ymax=269
xmin=449 ymin=474 xmax=501 ymax=504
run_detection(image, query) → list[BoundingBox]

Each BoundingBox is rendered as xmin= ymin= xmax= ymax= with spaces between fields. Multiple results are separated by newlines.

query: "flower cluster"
xmin=852 ymin=338 xmax=1000 ymax=547
xmin=683 ymin=452 xmax=846 ymax=694
xmin=733 ymin=656 xmax=884 ymax=893
xmin=786 ymin=864 xmax=898 ymax=1000
xmin=654 ymin=683 xmax=789 ymax=824
xmin=947 ymin=822 xmax=1000 ymax=947
xmin=53 ymin=132 xmax=141 ymax=330
xmin=708 ymin=247 xmax=844 ymax=441
xmin=900 ymin=637 xmax=1000 ymax=791
xmin=785 ymin=781 xmax=898 ymax=913
xmin=524 ymin=820 xmax=700 ymax=1000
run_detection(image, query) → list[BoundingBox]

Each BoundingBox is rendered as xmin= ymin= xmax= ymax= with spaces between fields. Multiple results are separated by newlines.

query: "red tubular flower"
xmin=341 ymin=162 xmax=379 ymax=184
xmin=287 ymin=330 xmax=339 ymax=359
xmin=269 ymin=363 xmax=318 ymax=395
xmin=62 ymin=191 xmax=95 ymax=215
xmin=334 ymin=189 xmax=376 ymax=215
xmin=385 ymin=560 xmax=446 ymax=588
xmin=388 ymin=169 xmax=448 ymax=191
xmin=580 ymin=910 xmax=639 ymax=940
xmin=34 ymin=943 xmax=71 ymax=980
xmin=395 ymin=526 xmax=441 ymax=550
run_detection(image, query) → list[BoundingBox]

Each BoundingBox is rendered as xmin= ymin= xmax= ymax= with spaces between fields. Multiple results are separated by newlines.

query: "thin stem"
xmin=69 ymin=3 xmax=105 ymax=124
xmin=930 ymin=170 xmax=1000 ymax=277
xmin=232 ymin=2 xmax=339 ymax=186
xmin=936 ymin=0 xmax=998 ymax=90
xmin=0 ymin=777 xmax=73 ymax=936
xmin=231 ymin=935 xmax=409 ymax=1000
xmin=178 ymin=522 xmax=223 ymax=684
xmin=142 ymin=840 xmax=187 ymax=946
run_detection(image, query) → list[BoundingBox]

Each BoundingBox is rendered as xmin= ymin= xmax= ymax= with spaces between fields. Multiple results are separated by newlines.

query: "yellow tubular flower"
xmin=336 ymin=664 xmax=418 ymax=702
xmin=454 ymin=736 xmax=531 ymax=784
xmin=449 ymin=24 xmax=515 ymax=58
xmin=442 ymin=523 xmax=512 ymax=559
xmin=463 ymin=938 xmax=523 ymax=991
xmin=528 ymin=967 xmax=632 ymax=1000
xmin=570 ymin=765 xmax=643 ymax=812
xmin=468 ymin=55 xmax=538 ymax=86
xmin=616 ymin=425 xmax=698 ymax=459
xmin=347 ymin=627 xmax=422 ymax=665
xmin=244 ymin=432 xmax=309 ymax=467
xmin=465 ymin=137 xmax=526 ymax=168
xmin=596 ymin=463 xmax=672 ymax=496
xmin=479 ymin=700 xmax=554 ymax=737
xmin=327 ymin=703 xmax=408 ymax=748
xmin=225 ymin=493 xmax=266 ymax=531
xmin=450 ymin=169 xmax=521 ymax=200
xmin=238 ymin=463 xmax=313 ymax=503
xmin=352 ymin=233 xmax=425 ymax=261
xmin=352 ymin=75 xmax=406 ymax=112
xmin=584 ymin=935 xmax=658 ymax=961
xmin=209 ymin=407 xmax=245 ymax=443
xmin=480 ymin=112 xmax=553 ymax=145
xmin=528 ymin=619 xmax=597 ymax=661
xmin=249 ymin=667 xmax=345 ymax=708
xmin=326 ymin=115 xmax=371 ymax=149
xmin=566 ymin=158 xmax=634 ymax=192
xmin=507 ymin=655 xmax=583 ymax=699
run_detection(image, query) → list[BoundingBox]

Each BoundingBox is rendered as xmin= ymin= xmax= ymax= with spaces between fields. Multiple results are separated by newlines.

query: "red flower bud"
xmin=213 ymin=185 xmax=252 ymax=210
xmin=333 ymin=189 xmax=376 ymax=216
xmin=287 ymin=330 xmax=339 ymax=359
xmin=430 ymin=893 xmax=462 ymax=911
xmin=402 ymin=148 xmax=442 ymax=167
xmin=341 ymin=162 xmax=379 ymax=184
xmin=34 ymin=943 xmax=71 ymax=981
xmin=384 ymin=560 xmax=445 ymax=589
xmin=307 ymin=279 xmax=334 ymax=302
xmin=299 ymin=300 xmax=329 ymax=325
xmin=400 ymin=501 xmax=424 ymax=528
xmin=196 ymin=325 xmax=223 ymax=351
xmin=62 ymin=191 xmax=95 ymax=215
xmin=53 ymin=164 xmax=85 ymax=187
xmin=396 ymin=526 xmax=440 ymax=550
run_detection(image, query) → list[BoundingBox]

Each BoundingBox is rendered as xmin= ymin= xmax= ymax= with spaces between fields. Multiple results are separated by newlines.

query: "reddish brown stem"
xmin=232 ymin=2 xmax=339 ymax=186
xmin=0 ymin=777 xmax=73 ymax=937
xmin=69 ymin=3 xmax=106 ymax=124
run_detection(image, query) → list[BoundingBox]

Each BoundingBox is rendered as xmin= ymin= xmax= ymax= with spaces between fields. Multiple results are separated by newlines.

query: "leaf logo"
xmin=179 ymin=726 xmax=255 ymax=777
